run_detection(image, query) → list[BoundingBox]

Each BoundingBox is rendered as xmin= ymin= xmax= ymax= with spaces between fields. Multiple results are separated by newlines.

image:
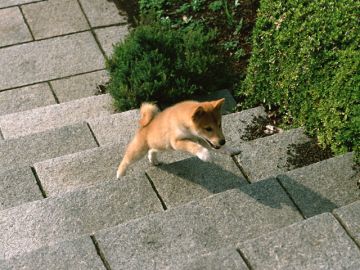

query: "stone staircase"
xmin=0 ymin=89 xmax=359 ymax=270
xmin=1 ymin=0 xmax=359 ymax=268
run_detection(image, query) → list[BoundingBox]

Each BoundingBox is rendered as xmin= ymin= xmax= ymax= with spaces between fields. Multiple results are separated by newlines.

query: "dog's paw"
xmin=218 ymin=145 xmax=241 ymax=156
xmin=197 ymin=148 xmax=212 ymax=162
xmin=150 ymin=160 xmax=162 ymax=166
xmin=148 ymin=150 xmax=160 ymax=165
xmin=116 ymin=169 xmax=126 ymax=179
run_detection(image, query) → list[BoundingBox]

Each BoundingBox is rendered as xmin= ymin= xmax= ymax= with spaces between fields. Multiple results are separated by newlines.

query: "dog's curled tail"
xmin=139 ymin=102 xmax=159 ymax=127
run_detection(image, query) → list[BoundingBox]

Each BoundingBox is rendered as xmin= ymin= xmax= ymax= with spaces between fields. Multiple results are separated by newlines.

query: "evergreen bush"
xmin=239 ymin=0 xmax=360 ymax=160
xmin=106 ymin=22 xmax=233 ymax=110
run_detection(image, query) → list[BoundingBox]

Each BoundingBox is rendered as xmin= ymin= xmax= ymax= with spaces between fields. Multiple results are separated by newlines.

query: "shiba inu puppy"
xmin=116 ymin=98 xmax=227 ymax=178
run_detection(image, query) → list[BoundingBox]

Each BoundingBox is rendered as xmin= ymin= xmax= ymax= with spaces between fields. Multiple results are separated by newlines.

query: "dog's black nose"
xmin=219 ymin=139 xmax=226 ymax=145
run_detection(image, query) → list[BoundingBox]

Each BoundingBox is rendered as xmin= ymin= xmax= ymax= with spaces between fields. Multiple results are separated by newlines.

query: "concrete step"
xmin=0 ymin=70 xmax=109 ymax=117
xmin=146 ymin=151 xmax=248 ymax=209
xmin=2 ymin=188 xmax=358 ymax=269
xmin=238 ymin=212 xmax=360 ymax=269
xmin=87 ymin=109 xmax=140 ymax=146
xmin=178 ymin=247 xmax=248 ymax=270
xmin=0 ymin=83 xmax=56 ymax=116
xmin=93 ymin=178 xmax=302 ymax=269
xmin=278 ymin=152 xmax=359 ymax=218
xmin=0 ymin=31 xmax=104 ymax=91
xmin=33 ymin=143 xmax=191 ymax=197
xmin=0 ymin=122 xmax=98 ymax=173
xmin=0 ymin=235 xmax=105 ymax=270
xmin=333 ymin=200 xmax=360 ymax=247
xmin=0 ymin=167 xmax=43 ymax=211
xmin=234 ymin=127 xmax=333 ymax=182
xmin=0 ymin=174 xmax=163 ymax=260
xmin=0 ymin=94 xmax=114 ymax=139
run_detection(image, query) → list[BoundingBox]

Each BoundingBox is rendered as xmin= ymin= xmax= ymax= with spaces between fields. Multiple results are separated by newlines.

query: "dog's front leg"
xmin=172 ymin=139 xmax=212 ymax=162
xmin=216 ymin=144 xmax=242 ymax=156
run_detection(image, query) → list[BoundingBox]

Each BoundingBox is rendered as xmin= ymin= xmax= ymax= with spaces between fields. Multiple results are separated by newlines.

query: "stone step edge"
xmin=0 ymin=93 xmax=114 ymax=139
xmin=0 ymin=89 xmax=240 ymax=141
xmin=29 ymin=129 xmax=349 ymax=207
xmin=0 ymin=88 xmax=236 ymax=129
xmin=0 ymin=93 xmax=111 ymax=120
xmin=6 ymin=125 xmax=349 ymax=214
xmin=0 ymin=178 xmax=281 ymax=262
xmin=4 ymin=197 xmax=359 ymax=268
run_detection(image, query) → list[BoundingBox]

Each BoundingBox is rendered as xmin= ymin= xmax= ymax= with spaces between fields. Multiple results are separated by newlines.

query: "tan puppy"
xmin=117 ymin=98 xmax=227 ymax=178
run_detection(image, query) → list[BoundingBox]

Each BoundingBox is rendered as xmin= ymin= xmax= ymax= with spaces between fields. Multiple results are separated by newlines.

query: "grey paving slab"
xmin=278 ymin=153 xmax=360 ymax=218
xmin=34 ymin=143 xmax=190 ymax=197
xmin=95 ymin=179 xmax=302 ymax=269
xmin=239 ymin=213 xmax=360 ymax=270
xmin=0 ymin=32 xmax=104 ymax=91
xmin=34 ymin=143 xmax=130 ymax=196
xmin=334 ymin=200 xmax=360 ymax=246
xmin=22 ymin=0 xmax=89 ymax=39
xmin=234 ymin=128 xmax=311 ymax=182
xmin=0 ymin=167 xmax=43 ymax=211
xmin=50 ymin=70 xmax=108 ymax=102
xmin=1 ymin=236 xmax=105 ymax=270
xmin=0 ymin=260 xmax=9 ymax=270
xmin=0 ymin=83 xmax=56 ymax=115
xmin=0 ymin=0 xmax=44 ymax=8
xmin=0 ymin=176 xmax=163 ymax=260
xmin=0 ymin=7 xmax=32 ymax=47
xmin=94 ymin=25 xmax=129 ymax=57
xmin=0 ymin=122 xmax=97 ymax=173
xmin=79 ymin=0 xmax=127 ymax=27
xmin=0 ymin=94 xmax=114 ymax=139
xmin=179 ymin=247 xmax=248 ymax=270
xmin=146 ymin=151 xmax=247 ymax=208
xmin=87 ymin=109 xmax=140 ymax=146
xmin=222 ymin=106 xmax=268 ymax=144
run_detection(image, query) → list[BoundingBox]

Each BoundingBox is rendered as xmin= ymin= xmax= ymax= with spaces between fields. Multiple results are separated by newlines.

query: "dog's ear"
xmin=192 ymin=106 xmax=205 ymax=122
xmin=212 ymin=98 xmax=225 ymax=111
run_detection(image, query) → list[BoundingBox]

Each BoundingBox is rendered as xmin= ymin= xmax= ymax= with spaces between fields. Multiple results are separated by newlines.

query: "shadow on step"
xmin=278 ymin=175 xmax=339 ymax=218
xmin=156 ymin=158 xmax=338 ymax=215
xmin=156 ymin=157 xmax=246 ymax=195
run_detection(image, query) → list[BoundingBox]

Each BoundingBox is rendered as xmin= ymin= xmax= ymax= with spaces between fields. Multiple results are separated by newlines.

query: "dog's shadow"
xmin=154 ymin=156 xmax=338 ymax=216
xmin=156 ymin=156 xmax=246 ymax=194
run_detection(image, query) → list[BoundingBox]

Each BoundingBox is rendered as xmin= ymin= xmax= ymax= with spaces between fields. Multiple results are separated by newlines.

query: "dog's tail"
xmin=139 ymin=102 xmax=159 ymax=127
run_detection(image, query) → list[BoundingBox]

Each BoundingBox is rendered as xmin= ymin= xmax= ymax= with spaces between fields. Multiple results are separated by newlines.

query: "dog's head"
xmin=192 ymin=98 xmax=226 ymax=149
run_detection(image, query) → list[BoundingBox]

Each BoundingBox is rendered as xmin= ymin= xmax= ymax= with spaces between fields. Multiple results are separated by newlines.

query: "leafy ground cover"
xmin=139 ymin=0 xmax=259 ymax=76
xmin=107 ymin=22 xmax=232 ymax=110
xmin=240 ymin=0 xmax=359 ymax=160
xmin=107 ymin=0 xmax=259 ymax=111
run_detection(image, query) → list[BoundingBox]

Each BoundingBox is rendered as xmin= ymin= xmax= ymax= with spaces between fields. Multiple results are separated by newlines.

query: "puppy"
xmin=117 ymin=98 xmax=227 ymax=178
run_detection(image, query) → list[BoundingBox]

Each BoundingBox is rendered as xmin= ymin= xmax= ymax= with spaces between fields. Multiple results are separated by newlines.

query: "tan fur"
xmin=117 ymin=98 xmax=226 ymax=178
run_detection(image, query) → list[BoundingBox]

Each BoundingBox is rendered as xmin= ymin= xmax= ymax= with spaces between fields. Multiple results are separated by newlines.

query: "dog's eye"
xmin=204 ymin=127 xmax=213 ymax=132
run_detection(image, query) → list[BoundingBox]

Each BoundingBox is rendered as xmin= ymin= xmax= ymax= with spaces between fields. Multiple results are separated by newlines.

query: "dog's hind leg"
xmin=117 ymin=137 xmax=148 ymax=178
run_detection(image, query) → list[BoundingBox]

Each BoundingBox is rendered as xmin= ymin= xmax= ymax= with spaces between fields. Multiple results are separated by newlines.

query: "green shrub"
xmin=107 ymin=22 xmax=233 ymax=110
xmin=239 ymin=0 xmax=360 ymax=160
